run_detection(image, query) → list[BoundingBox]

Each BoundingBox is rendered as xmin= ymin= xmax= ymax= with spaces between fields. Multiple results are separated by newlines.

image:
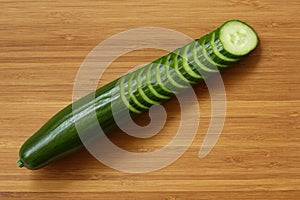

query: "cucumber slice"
xmin=201 ymin=35 xmax=229 ymax=68
xmin=205 ymin=32 xmax=240 ymax=65
xmin=119 ymin=76 xmax=142 ymax=114
xmin=154 ymin=59 xmax=174 ymax=94
xmin=192 ymin=39 xmax=219 ymax=74
xmin=162 ymin=54 xmax=189 ymax=91
xmin=127 ymin=71 xmax=150 ymax=110
xmin=171 ymin=51 xmax=197 ymax=84
xmin=133 ymin=67 xmax=158 ymax=107
xmin=177 ymin=56 xmax=203 ymax=83
xmin=138 ymin=64 xmax=167 ymax=103
xmin=146 ymin=63 xmax=171 ymax=100
xmin=216 ymin=20 xmax=259 ymax=57
xmin=176 ymin=44 xmax=203 ymax=81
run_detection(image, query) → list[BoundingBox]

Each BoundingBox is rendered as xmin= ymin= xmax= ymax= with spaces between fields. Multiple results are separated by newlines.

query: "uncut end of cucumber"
xmin=17 ymin=160 xmax=24 ymax=168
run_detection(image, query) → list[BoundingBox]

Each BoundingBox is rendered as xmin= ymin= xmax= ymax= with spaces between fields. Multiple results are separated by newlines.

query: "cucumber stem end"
xmin=17 ymin=160 xmax=24 ymax=168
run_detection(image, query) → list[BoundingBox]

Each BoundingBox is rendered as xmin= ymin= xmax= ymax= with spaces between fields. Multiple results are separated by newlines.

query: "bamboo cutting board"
xmin=0 ymin=0 xmax=299 ymax=199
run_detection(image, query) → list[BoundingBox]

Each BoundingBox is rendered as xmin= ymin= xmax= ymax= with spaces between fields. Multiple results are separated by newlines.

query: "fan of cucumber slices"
xmin=18 ymin=20 xmax=259 ymax=170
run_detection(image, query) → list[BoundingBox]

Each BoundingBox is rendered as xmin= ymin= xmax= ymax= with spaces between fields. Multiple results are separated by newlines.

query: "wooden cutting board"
xmin=0 ymin=0 xmax=299 ymax=199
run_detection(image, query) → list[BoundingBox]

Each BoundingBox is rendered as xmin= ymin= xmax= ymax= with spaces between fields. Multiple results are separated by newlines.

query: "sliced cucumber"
xmin=127 ymin=71 xmax=150 ymax=110
xmin=171 ymin=51 xmax=197 ymax=84
xmin=215 ymin=20 xmax=259 ymax=57
xmin=201 ymin=36 xmax=228 ymax=68
xmin=192 ymin=39 xmax=219 ymax=74
xmin=154 ymin=59 xmax=174 ymax=94
xmin=162 ymin=54 xmax=189 ymax=92
xmin=119 ymin=76 xmax=142 ymax=114
xmin=204 ymin=32 xmax=240 ymax=65
xmin=133 ymin=67 xmax=158 ymax=107
xmin=137 ymin=66 xmax=162 ymax=104
xmin=146 ymin=63 xmax=171 ymax=100
xmin=176 ymin=44 xmax=203 ymax=81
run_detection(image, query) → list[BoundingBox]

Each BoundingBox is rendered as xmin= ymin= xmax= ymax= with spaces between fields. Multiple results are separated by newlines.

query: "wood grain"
xmin=0 ymin=0 xmax=299 ymax=199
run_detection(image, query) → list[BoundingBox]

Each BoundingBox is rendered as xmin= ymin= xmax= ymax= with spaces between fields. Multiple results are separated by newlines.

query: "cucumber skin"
xmin=19 ymin=79 xmax=125 ymax=169
xmin=19 ymin=20 xmax=259 ymax=170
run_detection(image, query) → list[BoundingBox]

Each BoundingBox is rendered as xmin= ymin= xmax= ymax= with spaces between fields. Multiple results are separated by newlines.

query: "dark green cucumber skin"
xmin=19 ymin=79 xmax=129 ymax=170
xmin=19 ymin=20 xmax=259 ymax=170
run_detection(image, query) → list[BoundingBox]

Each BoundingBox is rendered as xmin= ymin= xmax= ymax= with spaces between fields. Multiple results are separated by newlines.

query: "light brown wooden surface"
xmin=1 ymin=0 xmax=299 ymax=199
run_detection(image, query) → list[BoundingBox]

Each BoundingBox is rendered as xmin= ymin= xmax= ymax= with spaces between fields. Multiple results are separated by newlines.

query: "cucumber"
xmin=136 ymin=67 xmax=161 ymax=106
xmin=18 ymin=20 xmax=259 ymax=170
xmin=162 ymin=53 xmax=190 ymax=90
xmin=201 ymin=35 xmax=228 ymax=69
xmin=145 ymin=64 xmax=171 ymax=100
xmin=214 ymin=20 xmax=259 ymax=58
xmin=127 ymin=71 xmax=149 ymax=110
xmin=119 ymin=75 xmax=142 ymax=114
xmin=204 ymin=33 xmax=240 ymax=65
xmin=154 ymin=59 xmax=174 ymax=95
xmin=191 ymin=38 xmax=219 ymax=74
xmin=171 ymin=51 xmax=197 ymax=84
xmin=175 ymin=44 xmax=203 ymax=82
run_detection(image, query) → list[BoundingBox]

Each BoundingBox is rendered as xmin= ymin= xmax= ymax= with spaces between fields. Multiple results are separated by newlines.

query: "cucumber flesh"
xmin=204 ymin=33 xmax=240 ymax=65
xmin=172 ymin=52 xmax=196 ymax=84
xmin=192 ymin=39 xmax=219 ymax=74
xmin=146 ymin=63 xmax=171 ymax=100
xmin=154 ymin=59 xmax=174 ymax=94
xmin=137 ymin=68 xmax=160 ymax=106
xmin=133 ymin=68 xmax=156 ymax=107
xmin=201 ymin=36 xmax=228 ymax=68
xmin=127 ymin=71 xmax=149 ymax=110
xmin=176 ymin=45 xmax=203 ymax=81
xmin=119 ymin=76 xmax=142 ymax=114
xmin=218 ymin=20 xmax=259 ymax=57
xmin=162 ymin=54 xmax=189 ymax=91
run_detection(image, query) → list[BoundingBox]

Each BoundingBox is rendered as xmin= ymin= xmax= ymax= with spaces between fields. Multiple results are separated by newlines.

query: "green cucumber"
xmin=214 ymin=20 xmax=259 ymax=58
xmin=18 ymin=20 xmax=259 ymax=170
xmin=171 ymin=51 xmax=197 ymax=84
xmin=136 ymin=67 xmax=161 ymax=106
xmin=175 ymin=44 xmax=203 ymax=82
xmin=127 ymin=71 xmax=149 ymax=110
xmin=191 ymin=39 xmax=219 ymax=75
xmin=201 ymin=36 xmax=229 ymax=69
xmin=132 ymin=67 xmax=155 ymax=108
xmin=154 ymin=59 xmax=174 ymax=95
xmin=162 ymin=54 xmax=190 ymax=90
xmin=204 ymin=33 xmax=240 ymax=65
xmin=145 ymin=63 xmax=171 ymax=100
xmin=119 ymin=75 xmax=142 ymax=114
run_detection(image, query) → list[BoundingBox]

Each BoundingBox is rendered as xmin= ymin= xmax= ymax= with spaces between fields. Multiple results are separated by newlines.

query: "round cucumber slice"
xmin=172 ymin=51 xmax=197 ymax=84
xmin=176 ymin=44 xmax=202 ymax=81
xmin=163 ymin=54 xmax=189 ymax=91
xmin=192 ymin=39 xmax=219 ymax=74
xmin=205 ymin=32 xmax=240 ymax=65
xmin=201 ymin=36 xmax=228 ymax=68
xmin=154 ymin=59 xmax=174 ymax=94
xmin=146 ymin=63 xmax=171 ymax=100
xmin=218 ymin=20 xmax=259 ymax=57
xmin=136 ymin=67 xmax=160 ymax=106
xmin=127 ymin=71 xmax=150 ymax=110
xmin=119 ymin=76 xmax=142 ymax=114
